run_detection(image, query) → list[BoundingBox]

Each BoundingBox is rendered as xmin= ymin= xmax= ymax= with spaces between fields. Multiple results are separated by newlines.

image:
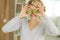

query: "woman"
xmin=2 ymin=0 xmax=59 ymax=40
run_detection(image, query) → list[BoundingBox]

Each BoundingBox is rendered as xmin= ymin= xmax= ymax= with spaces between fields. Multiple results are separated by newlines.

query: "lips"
xmin=30 ymin=14 xmax=37 ymax=17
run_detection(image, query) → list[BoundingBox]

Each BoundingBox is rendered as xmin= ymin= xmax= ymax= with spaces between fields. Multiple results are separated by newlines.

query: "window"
xmin=42 ymin=0 xmax=60 ymax=17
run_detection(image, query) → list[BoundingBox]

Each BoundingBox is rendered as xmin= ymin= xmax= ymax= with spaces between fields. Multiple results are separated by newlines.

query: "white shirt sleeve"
xmin=2 ymin=16 xmax=22 ymax=33
xmin=45 ymin=17 xmax=60 ymax=36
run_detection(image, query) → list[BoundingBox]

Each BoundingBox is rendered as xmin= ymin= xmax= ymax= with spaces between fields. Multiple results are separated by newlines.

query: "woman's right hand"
xmin=18 ymin=5 xmax=30 ymax=19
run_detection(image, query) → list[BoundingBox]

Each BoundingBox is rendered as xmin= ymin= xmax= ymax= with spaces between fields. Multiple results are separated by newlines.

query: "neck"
xmin=28 ymin=18 xmax=40 ymax=23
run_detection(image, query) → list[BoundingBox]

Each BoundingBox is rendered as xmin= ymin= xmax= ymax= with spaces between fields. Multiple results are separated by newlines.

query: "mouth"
xmin=30 ymin=14 xmax=37 ymax=17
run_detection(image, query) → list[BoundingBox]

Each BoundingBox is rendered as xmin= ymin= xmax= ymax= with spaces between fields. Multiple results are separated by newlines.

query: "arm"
xmin=2 ymin=16 xmax=22 ymax=33
xmin=45 ymin=17 xmax=60 ymax=36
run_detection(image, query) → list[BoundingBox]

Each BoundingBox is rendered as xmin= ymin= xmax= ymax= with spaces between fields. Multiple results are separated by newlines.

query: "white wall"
xmin=42 ymin=0 xmax=60 ymax=17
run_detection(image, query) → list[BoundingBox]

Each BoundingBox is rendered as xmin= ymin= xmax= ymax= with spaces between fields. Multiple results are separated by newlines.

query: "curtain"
xmin=0 ymin=0 xmax=15 ymax=40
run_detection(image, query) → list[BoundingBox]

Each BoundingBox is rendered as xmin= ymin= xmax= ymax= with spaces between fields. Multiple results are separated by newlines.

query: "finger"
xmin=21 ymin=4 xmax=24 ymax=10
xmin=24 ymin=4 xmax=29 ymax=9
xmin=21 ymin=4 xmax=27 ymax=10
xmin=24 ymin=5 xmax=30 ymax=11
xmin=36 ymin=1 xmax=42 ymax=7
xmin=34 ymin=1 xmax=42 ymax=9
xmin=21 ymin=5 xmax=27 ymax=13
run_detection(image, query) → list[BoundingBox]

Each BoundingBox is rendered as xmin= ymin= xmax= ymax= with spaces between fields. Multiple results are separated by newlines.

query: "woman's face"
xmin=26 ymin=2 xmax=45 ymax=19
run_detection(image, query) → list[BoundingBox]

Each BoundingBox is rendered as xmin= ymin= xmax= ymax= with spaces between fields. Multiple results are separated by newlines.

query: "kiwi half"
xmin=33 ymin=9 xmax=37 ymax=14
xmin=27 ymin=8 xmax=32 ymax=14
xmin=27 ymin=8 xmax=38 ymax=14
xmin=38 ymin=16 xmax=43 ymax=20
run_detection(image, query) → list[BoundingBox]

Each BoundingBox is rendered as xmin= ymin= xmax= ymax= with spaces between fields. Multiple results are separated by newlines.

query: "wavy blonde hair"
xmin=27 ymin=0 xmax=46 ymax=12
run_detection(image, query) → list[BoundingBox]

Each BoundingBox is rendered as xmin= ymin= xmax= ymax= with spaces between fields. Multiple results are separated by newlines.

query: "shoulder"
xmin=41 ymin=16 xmax=52 ymax=24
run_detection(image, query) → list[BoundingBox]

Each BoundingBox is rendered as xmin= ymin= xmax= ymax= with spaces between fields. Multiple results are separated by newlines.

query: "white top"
xmin=2 ymin=16 xmax=59 ymax=40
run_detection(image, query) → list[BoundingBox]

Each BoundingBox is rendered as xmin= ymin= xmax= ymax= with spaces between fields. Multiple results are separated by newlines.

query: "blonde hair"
xmin=28 ymin=0 xmax=43 ymax=5
xmin=27 ymin=0 xmax=46 ymax=12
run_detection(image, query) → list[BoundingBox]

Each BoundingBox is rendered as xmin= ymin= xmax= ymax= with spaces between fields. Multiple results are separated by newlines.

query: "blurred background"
xmin=0 ymin=0 xmax=60 ymax=40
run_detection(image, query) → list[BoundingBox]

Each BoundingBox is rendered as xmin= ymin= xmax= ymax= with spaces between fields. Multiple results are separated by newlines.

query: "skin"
xmin=18 ymin=1 xmax=45 ymax=30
